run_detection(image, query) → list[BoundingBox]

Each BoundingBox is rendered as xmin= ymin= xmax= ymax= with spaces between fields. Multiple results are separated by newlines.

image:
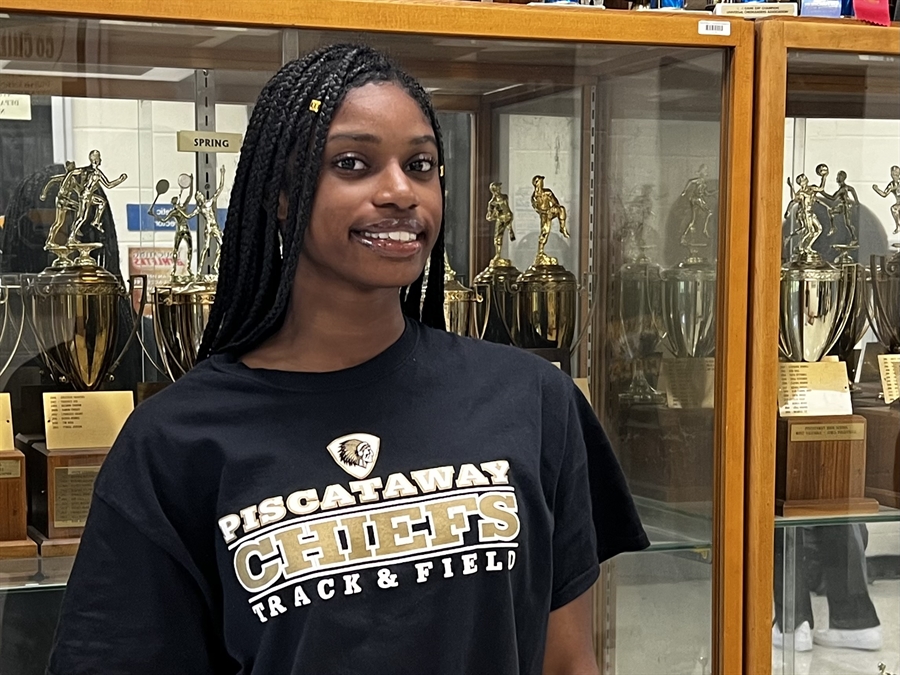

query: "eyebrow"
xmin=326 ymin=132 xmax=437 ymax=147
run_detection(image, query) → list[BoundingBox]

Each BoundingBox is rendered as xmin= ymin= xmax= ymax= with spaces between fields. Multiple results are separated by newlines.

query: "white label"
xmin=698 ymin=20 xmax=731 ymax=36
xmin=0 ymin=393 xmax=13 ymax=452
xmin=659 ymin=358 xmax=716 ymax=409
xmin=177 ymin=130 xmax=243 ymax=153
xmin=43 ymin=391 xmax=134 ymax=450
xmin=778 ymin=361 xmax=853 ymax=417
xmin=0 ymin=93 xmax=32 ymax=121
xmin=878 ymin=354 xmax=900 ymax=405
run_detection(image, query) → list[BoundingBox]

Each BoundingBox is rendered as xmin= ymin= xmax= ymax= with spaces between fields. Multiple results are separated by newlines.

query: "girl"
xmin=48 ymin=44 xmax=648 ymax=675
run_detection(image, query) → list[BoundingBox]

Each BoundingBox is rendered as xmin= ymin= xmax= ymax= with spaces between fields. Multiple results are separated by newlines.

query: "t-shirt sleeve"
xmin=550 ymin=381 xmax=650 ymax=611
xmin=47 ymin=495 xmax=228 ymax=675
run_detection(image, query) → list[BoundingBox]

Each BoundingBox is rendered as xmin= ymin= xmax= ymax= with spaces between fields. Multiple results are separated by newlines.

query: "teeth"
xmin=360 ymin=231 xmax=416 ymax=242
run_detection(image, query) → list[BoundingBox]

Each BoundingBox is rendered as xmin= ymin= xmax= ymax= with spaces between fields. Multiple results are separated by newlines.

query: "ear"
xmin=277 ymin=190 xmax=288 ymax=222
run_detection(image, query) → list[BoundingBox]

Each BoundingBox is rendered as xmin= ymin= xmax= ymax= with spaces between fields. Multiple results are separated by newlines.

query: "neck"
xmin=240 ymin=270 xmax=407 ymax=373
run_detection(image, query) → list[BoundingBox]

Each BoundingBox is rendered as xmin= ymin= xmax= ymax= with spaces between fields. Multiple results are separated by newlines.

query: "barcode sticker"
xmin=698 ymin=20 xmax=731 ymax=36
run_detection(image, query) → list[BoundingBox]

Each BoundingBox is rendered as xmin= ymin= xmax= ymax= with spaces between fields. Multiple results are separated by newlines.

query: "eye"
xmin=333 ymin=155 xmax=367 ymax=171
xmin=408 ymin=155 xmax=436 ymax=174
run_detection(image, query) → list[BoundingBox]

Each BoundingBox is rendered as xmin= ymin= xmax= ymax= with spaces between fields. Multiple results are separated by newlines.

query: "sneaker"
xmin=773 ymin=621 xmax=813 ymax=652
xmin=813 ymin=626 xmax=883 ymax=651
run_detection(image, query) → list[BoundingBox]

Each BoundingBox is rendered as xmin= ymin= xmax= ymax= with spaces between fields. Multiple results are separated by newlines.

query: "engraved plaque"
xmin=878 ymin=354 xmax=900 ymax=405
xmin=790 ymin=421 xmax=866 ymax=443
xmin=53 ymin=466 xmax=101 ymax=529
xmin=0 ymin=459 xmax=21 ymax=479
xmin=778 ymin=361 xmax=853 ymax=417
xmin=43 ymin=391 xmax=133 ymax=450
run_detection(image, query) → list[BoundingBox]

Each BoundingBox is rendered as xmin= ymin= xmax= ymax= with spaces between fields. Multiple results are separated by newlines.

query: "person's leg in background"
xmin=813 ymin=523 xmax=883 ymax=651
xmin=773 ymin=526 xmax=815 ymax=652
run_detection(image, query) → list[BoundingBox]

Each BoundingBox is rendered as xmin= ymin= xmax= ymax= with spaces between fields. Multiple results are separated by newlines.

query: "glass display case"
xmin=0 ymin=3 xmax=754 ymax=673
xmin=749 ymin=17 xmax=900 ymax=675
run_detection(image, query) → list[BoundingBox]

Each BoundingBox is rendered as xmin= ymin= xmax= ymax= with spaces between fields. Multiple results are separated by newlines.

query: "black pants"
xmin=774 ymin=524 xmax=880 ymax=631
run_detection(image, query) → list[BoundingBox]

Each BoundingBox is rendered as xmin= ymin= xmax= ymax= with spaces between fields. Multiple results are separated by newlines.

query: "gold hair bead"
xmin=439 ymin=165 xmax=445 ymax=177
xmin=309 ymin=100 xmax=322 ymax=113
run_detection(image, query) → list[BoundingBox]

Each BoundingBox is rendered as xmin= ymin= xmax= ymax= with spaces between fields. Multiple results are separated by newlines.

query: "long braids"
xmin=198 ymin=44 xmax=446 ymax=359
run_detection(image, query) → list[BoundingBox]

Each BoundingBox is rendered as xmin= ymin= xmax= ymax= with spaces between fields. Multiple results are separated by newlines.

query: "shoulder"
xmin=415 ymin=323 xmax=575 ymax=398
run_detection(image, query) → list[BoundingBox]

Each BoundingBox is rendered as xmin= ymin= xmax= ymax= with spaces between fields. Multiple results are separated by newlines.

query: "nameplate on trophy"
xmin=789 ymin=421 xmax=866 ymax=443
xmin=177 ymin=130 xmax=243 ymax=153
xmin=778 ymin=361 xmax=852 ymax=417
xmin=43 ymin=392 xmax=134 ymax=450
xmin=877 ymin=354 xmax=900 ymax=405
xmin=53 ymin=465 xmax=102 ymax=529
xmin=0 ymin=393 xmax=14 ymax=452
xmin=0 ymin=459 xmax=21 ymax=478
xmin=659 ymin=358 xmax=715 ymax=409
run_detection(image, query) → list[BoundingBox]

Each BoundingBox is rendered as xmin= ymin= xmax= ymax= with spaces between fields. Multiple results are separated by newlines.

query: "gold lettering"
xmin=478 ymin=493 xmax=520 ymax=541
xmin=274 ymin=519 xmax=344 ymax=576
xmin=234 ymin=536 xmax=282 ymax=592
xmin=368 ymin=505 xmax=428 ymax=555
xmin=423 ymin=496 xmax=478 ymax=547
xmin=336 ymin=513 xmax=374 ymax=561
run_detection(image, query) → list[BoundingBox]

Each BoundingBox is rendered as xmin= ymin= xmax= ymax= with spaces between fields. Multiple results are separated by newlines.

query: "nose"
xmin=373 ymin=161 xmax=418 ymax=211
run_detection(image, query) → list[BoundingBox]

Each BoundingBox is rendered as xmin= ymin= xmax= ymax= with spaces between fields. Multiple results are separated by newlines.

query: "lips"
xmin=350 ymin=218 xmax=426 ymax=258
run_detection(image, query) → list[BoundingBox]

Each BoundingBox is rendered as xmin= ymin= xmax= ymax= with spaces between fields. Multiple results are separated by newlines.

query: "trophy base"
xmin=618 ymin=405 xmax=714 ymax=504
xmin=0 ymin=539 xmax=37 ymax=560
xmin=27 ymin=526 xmax=80 ymax=558
xmin=16 ymin=434 xmax=109 ymax=543
xmin=856 ymin=406 xmax=900 ymax=509
xmin=775 ymin=415 xmax=878 ymax=516
xmin=0 ymin=449 xmax=36 ymax=560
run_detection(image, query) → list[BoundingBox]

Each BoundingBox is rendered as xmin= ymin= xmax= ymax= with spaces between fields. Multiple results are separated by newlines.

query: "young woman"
xmin=48 ymin=44 xmax=648 ymax=675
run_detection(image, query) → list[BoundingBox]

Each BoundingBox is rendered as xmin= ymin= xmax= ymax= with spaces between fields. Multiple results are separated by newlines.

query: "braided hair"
xmin=198 ymin=44 xmax=446 ymax=359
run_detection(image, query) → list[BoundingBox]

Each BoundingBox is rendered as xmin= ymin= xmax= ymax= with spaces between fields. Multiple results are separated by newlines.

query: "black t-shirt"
xmin=48 ymin=319 xmax=649 ymax=675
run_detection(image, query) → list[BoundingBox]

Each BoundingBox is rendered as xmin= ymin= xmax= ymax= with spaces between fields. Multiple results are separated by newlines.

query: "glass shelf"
xmin=0 ymin=556 xmax=74 ymax=593
xmin=775 ymin=505 xmax=900 ymax=529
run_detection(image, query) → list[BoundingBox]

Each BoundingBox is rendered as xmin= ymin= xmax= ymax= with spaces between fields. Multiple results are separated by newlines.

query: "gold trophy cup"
xmin=146 ymin=171 xmax=220 ymax=380
xmin=513 ymin=176 xmax=578 ymax=351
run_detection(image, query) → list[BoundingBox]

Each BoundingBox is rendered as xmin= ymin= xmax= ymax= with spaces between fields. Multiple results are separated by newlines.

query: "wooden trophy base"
xmin=15 ymin=434 xmax=109 ymax=551
xmin=856 ymin=405 xmax=900 ymax=509
xmin=0 ymin=449 xmax=37 ymax=559
xmin=27 ymin=526 xmax=80 ymax=558
xmin=776 ymin=415 xmax=879 ymax=517
xmin=618 ymin=404 xmax=714 ymax=504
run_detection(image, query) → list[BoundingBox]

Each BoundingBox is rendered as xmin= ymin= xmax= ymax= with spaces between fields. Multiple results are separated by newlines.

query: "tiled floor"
xmin=771 ymin=579 xmax=900 ymax=675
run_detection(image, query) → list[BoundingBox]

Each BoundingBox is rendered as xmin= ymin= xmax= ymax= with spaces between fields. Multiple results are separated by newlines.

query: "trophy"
xmin=473 ymin=182 xmax=521 ymax=345
xmin=775 ymin=163 xmax=875 ymax=517
xmin=443 ymin=253 xmax=486 ymax=339
xmin=22 ymin=151 xmax=142 ymax=554
xmin=661 ymin=166 xmax=717 ymax=360
xmin=779 ymin=165 xmax=854 ymax=364
xmin=513 ymin=176 xmax=577 ymax=351
xmin=866 ymin=244 xmax=900 ymax=355
xmin=872 ymin=165 xmax=900 ymax=235
xmin=29 ymin=150 xmax=142 ymax=391
xmin=146 ymin=170 xmax=220 ymax=381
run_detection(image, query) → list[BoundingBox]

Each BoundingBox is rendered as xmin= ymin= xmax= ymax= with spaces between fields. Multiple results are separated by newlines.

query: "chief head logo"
xmin=326 ymin=433 xmax=381 ymax=479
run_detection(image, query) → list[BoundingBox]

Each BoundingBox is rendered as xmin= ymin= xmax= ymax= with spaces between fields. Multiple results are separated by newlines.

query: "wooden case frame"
xmin=0 ymin=2 xmax=753 ymax=672
xmin=747 ymin=17 xmax=900 ymax=675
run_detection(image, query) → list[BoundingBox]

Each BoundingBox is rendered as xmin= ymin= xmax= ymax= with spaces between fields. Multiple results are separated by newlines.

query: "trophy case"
xmin=0 ymin=3 xmax=754 ymax=674
xmin=748 ymin=18 xmax=900 ymax=675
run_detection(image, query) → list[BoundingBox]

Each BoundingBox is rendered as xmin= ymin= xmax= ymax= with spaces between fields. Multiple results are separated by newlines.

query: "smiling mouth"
xmin=350 ymin=230 xmax=425 ymax=258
